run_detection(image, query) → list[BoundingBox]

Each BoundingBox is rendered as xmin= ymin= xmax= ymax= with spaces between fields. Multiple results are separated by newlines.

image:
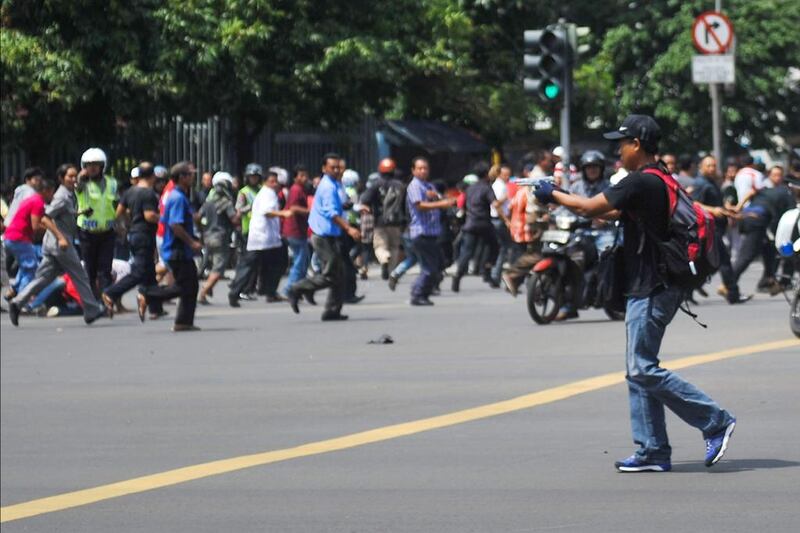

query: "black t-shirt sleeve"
xmin=142 ymin=190 xmax=159 ymax=212
xmin=603 ymin=175 xmax=638 ymax=210
xmin=484 ymin=185 xmax=497 ymax=204
xmin=119 ymin=188 xmax=132 ymax=208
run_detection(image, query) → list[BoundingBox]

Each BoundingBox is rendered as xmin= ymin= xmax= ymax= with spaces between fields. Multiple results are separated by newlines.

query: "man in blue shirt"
xmin=138 ymin=161 xmax=202 ymax=331
xmin=405 ymin=157 xmax=456 ymax=305
xmin=288 ymin=153 xmax=361 ymax=321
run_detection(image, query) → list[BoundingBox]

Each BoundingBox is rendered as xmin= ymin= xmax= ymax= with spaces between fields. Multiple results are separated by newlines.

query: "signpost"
xmin=691 ymin=4 xmax=734 ymax=167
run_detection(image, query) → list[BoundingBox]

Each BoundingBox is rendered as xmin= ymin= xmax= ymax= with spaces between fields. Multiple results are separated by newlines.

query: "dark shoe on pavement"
xmin=487 ymin=279 xmax=501 ymax=289
xmin=9 ymin=301 xmax=20 ymax=326
xmin=303 ymin=292 xmax=316 ymax=305
xmin=137 ymin=294 xmax=147 ymax=323
xmin=344 ymin=295 xmax=365 ymax=304
xmin=321 ymin=311 xmax=348 ymax=321
xmin=100 ymin=292 xmax=115 ymax=320
xmin=388 ymin=275 xmax=398 ymax=291
xmin=287 ymin=288 xmax=301 ymax=314
xmin=410 ymin=297 xmax=434 ymax=306
xmin=727 ymin=294 xmax=753 ymax=305
xmin=614 ymin=454 xmax=671 ymax=472
xmin=381 ymin=263 xmax=390 ymax=280
xmin=149 ymin=310 xmax=169 ymax=320
xmin=84 ymin=309 xmax=108 ymax=325
xmin=239 ymin=292 xmax=257 ymax=301
xmin=228 ymin=294 xmax=241 ymax=308
xmin=172 ymin=324 xmax=201 ymax=332
xmin=198 ymin=297 xmax=211 ymax=306
xmin=266 ymin=294 xmax=286 ymax=303
xmin=705 ymin=418 xmax=736 ymax=467
xmin=451 ymin=276 xmax=460 ymax=293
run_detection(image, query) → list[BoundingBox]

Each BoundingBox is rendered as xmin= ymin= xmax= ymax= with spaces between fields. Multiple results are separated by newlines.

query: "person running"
xmin=138 ymin=162 xmax=202 ymax=331
xmin=281 ymin=165 xmax=312 ymax=297
xmin=198 ymin=172 xmax=238 ymax=304
xmin=287 ymin=153 xmax=361 ymax=321
xmin=9 ymin=172 xmax=107 ymax=326
xmin=101 ymin=162 xmax=165 ymax=317
xmin=405 ymin=157 xmax=456 ymax=306
xmin=451 ymin=162 xmax=508 ymax=292
xmin=228 ymin=171 xmax=292 ymax=305
xmin=3 ymin=167 xmax=45 ymax=299
xmin=534 ymin=114 xmax=736 ymax=472
xmin=360 ymin=158 xmax=406 ymax=280
xmin=76 ymin=148 xmax=119 ymax=298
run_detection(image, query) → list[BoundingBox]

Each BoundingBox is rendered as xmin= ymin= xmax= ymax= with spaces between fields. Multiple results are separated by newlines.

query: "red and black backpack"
xmin=640 ymin=165 xmax=720 ymax=290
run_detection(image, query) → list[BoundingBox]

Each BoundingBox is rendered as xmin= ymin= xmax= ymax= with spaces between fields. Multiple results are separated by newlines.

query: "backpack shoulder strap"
xmin=642 ymin=167 xmax=679 ymax=215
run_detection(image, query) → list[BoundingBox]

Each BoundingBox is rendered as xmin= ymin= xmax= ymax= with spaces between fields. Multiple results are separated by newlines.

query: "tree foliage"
xmin=2 ymin=0 xmax=799 ymax=162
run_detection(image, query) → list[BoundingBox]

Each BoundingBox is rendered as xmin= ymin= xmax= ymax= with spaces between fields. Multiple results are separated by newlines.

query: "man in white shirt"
xmin=228 ymin=173 xmax=292 ymax=305
xmin=490 ymin=164 xmax=513 ymax=286
xmin=734 ymin=155 xmax=765 ymax=207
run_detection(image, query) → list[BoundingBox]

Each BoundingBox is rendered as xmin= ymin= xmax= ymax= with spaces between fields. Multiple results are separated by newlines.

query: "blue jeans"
xmin=283 ymin=237 xmax=311 ymax=294
xmin=5 ymin=240 xmax=39 ymax=293
xmin=391 ymin=234 xmax=418 ymax=279
xmin=490 ymin=218 xmax=511 ymax=283
xmin=28 ymin=276 xmax=66 ymax=309
xmin=626 ymin=287 xmax=734 ymax=462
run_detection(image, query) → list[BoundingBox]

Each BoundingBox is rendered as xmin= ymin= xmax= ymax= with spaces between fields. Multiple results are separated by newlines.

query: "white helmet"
xmin=342 ymin=169 xmax=360 ymax=187
xmin=212 ymin=171 xmax=234 ymax=188
xmin=81 ymin=147 xmax=107 ymax=169
xmin=270 ymin=166 xmax=289 ymax=186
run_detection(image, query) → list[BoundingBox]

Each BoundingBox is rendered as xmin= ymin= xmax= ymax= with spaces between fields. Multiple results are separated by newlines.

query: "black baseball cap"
xmin=603 ymin=114 xmax=661 ymax=147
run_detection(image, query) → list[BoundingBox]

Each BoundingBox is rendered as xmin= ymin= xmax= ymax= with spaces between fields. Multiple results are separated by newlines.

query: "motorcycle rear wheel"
xmin=527 ymin=271 xmax=563 ymax=324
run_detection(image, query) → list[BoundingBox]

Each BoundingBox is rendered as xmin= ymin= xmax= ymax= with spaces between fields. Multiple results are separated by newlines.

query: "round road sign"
xmin=692 ymin=11 xmax=734 ymax=54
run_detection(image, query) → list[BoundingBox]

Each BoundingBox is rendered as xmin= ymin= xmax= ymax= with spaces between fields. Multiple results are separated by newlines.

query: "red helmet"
xmin=378 ymin=158 xmax=396 ymax=174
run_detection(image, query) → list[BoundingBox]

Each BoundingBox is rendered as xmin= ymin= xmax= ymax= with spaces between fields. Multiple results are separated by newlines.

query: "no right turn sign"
xmin=692 ymin=11 xmax=734 ymax=54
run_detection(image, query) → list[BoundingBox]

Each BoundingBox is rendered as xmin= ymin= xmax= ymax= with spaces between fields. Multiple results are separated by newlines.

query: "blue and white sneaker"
xmin=705 ymin=418 xmax=736 ymax=467
xmin=614 ymin=455 xmax=671 ymax=472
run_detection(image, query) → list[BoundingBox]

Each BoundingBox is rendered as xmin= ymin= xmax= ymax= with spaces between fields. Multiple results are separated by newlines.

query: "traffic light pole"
xmin=559 ymin=21 xmax=572 ymax=168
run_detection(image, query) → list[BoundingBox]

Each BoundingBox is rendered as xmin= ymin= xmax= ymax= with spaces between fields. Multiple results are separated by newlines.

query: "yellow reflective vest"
xmin=77 ymin=176 xmax=118 ymax=232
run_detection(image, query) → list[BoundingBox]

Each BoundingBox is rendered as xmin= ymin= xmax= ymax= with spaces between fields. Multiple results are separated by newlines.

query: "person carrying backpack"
xmin=533 ymin=114 xmax=736 ymax=473
xmin=360 ymin=158 xmax=406 ymax=280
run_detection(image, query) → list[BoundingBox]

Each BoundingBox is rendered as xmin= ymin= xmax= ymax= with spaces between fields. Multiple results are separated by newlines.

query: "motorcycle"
xmin=526 ymin=212 xmax=625 ymax=324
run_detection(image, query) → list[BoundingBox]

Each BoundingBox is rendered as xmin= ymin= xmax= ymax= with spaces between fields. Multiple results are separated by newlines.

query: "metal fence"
xmin=1 ymin=116 xmax=379 ymax=191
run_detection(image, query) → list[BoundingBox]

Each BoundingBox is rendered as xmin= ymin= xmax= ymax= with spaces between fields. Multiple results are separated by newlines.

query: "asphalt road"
xmin=1 ymin=267 xmax=798 ymax=532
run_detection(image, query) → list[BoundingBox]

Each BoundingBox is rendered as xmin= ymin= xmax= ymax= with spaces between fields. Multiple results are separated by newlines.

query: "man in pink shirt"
xmin=3 ymin=174 xmax=52 ymax=296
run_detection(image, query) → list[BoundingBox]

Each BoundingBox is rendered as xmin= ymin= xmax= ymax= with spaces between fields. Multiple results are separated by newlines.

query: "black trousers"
xmin=142 ymin=259 xmax=198 ymax=326
xmin=454 ymin=226 xmax=499 ymax=279
xmin=79 ymin=229 xmax=116 ymax=297
xmin=229 ymin=246 xmax=287 ymax=298
xmin=411 ymin=236 xmax=442 ymax=298
xmin=340 ymin=234 xmax=358 ymax=299
xmin=292 ymin=234 xmax=344 ymax=314
xmin=104 ymin=232 xmax=162 ymax=313
xmin=732 ymin=226 xmax=774 ymax=283
xmin=714 ymin=222 xmax=740 ymax=300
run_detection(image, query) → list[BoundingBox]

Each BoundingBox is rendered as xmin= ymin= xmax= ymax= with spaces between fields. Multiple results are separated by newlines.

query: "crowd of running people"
xmin=1 ymin=143 xmax=798 ymax=330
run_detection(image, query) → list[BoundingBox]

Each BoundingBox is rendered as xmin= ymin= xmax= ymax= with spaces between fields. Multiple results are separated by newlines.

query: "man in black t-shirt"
xmin=533 ymin=114 xmax=736 ymax=473
xmin=691 ymin=156 xmax=748 ymax=304
xmin=103 ymin=162 xmax=163 ymax=318
xmin=451 ymin=162 xmax=509 ymax=292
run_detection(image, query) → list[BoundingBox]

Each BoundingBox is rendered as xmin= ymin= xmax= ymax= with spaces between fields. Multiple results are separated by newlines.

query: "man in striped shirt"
xmin=405 ymin=157 xmax=456 ymax=306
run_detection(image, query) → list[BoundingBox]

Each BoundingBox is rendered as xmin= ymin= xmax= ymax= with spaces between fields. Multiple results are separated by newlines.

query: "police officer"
xmin=534 ymin=115 xmax=736 ymax=472
xmin=76 ymin=148 xmax=119 ymax=297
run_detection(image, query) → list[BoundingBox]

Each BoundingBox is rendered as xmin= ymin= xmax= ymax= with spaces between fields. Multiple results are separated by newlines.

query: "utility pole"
xmin=559 ymin=19 xmax=572 ymax=168
xmin=710 ymin=0 xmax=724 ymax=165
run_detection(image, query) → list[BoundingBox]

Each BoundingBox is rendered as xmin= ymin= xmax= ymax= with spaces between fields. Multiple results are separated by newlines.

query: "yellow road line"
xmin=2 ymin=338 xmax=797 ymax=523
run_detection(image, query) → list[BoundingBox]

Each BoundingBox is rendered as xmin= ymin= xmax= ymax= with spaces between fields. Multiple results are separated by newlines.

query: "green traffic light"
xmin=544 ymin=83 xmax=560 ymax=100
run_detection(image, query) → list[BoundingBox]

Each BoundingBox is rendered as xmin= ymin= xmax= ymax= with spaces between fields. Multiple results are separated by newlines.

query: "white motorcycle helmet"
xmin=342 ymin=169 xmax=360 ymax=188
xmin=212 ymin=171 xmax=234 ymax=188
xmin=81 ymin=147 xmax=107 ymax=170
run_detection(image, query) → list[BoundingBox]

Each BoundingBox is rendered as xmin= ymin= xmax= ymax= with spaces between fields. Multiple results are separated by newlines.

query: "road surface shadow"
xmin=671 ymin=458 xmax=800 ymax=473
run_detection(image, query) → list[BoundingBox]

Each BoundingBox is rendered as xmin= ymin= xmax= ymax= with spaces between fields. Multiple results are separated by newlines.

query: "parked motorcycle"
xmin=526 ymin=212 xmax=624 ymax=324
